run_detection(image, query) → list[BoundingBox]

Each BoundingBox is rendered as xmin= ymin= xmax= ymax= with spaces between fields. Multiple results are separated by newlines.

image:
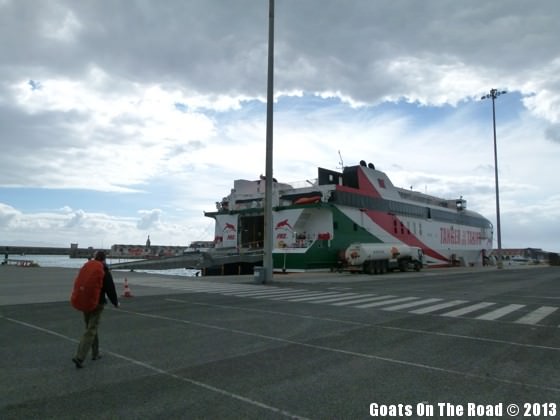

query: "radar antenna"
xmin=337 ymin=150 xmax=344 ymax=170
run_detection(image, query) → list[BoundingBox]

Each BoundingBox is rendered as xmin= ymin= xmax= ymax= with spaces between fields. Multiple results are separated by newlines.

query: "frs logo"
xmin=275 ymin=219 xmax=293 ymax=230
xmin=223 ymin=222 xmax=236 ymax=232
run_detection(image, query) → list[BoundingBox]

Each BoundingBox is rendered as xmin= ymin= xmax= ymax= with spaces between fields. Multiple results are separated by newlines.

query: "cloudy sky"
xmin=1 ymin=0 xmax=559 ymax=252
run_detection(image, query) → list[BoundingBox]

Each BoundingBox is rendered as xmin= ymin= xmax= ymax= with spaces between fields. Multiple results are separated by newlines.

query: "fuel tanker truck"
xmin=343 ymin=243 xmax=423 ymax=274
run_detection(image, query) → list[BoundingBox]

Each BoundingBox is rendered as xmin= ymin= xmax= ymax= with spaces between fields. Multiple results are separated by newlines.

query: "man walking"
xmin=71 ymin=251 xmax=119 ymax=368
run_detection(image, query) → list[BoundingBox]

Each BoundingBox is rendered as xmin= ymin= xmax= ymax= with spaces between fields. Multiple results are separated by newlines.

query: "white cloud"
xmin=65 ymin=209 xmax=85 ymax=228
xmin=136 ymin=209 xmax=162 ymax=230
xmin=0 ymin=203 xmax=20 ymax=227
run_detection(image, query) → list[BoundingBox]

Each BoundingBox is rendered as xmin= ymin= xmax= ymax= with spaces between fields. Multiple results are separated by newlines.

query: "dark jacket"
xmin=100 ymin=263 xmax=119 ymax=307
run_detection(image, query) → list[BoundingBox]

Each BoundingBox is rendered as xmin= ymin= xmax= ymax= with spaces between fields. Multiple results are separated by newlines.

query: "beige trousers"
xmin=75 ymin=304 xmax=104 ymax=361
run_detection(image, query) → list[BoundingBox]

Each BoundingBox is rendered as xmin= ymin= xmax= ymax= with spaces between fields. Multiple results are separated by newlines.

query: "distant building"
xmin=489 ymin=248 xmax=549 ymax=263
xmin=110 ymin=243 xmax=188 ymax=258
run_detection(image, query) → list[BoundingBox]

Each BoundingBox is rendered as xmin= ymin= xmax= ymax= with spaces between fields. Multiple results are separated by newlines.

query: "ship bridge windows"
xmin=332 ymin=190 xmax=489 ymax=229
xmin=387 ymin=201 xmax=428 ymax=218
xmin=318 ymin=167 xmax=343 ymax=186
xmin=432 ymin=209 xmax=456 ymax=223
xmin=431 ymin=209 xmax=490 ymax=229
xmin=331 ymin=191 xmax=388 ymax=210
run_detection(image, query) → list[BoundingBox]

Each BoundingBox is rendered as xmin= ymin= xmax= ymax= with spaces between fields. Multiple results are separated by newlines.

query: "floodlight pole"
xmin=481 ymin=88 xmax=506 ymax=269
xmin=263 ymin=0 xmax=274 ymax=283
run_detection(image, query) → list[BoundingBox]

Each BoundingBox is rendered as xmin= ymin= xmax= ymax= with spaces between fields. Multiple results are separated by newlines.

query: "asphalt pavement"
xmin=1 ymin=264 xmax=559 ymax=419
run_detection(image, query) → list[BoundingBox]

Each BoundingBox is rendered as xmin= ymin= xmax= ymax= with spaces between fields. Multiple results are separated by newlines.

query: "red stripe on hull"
xmin=335 ymin=168 xmax=382 ymax=198
xmin=362 ymin=209 xmax=450 ymax=262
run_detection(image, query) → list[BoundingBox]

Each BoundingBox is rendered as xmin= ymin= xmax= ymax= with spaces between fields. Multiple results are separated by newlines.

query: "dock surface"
xmin=1 ymin=264 xmax=559 ymax=419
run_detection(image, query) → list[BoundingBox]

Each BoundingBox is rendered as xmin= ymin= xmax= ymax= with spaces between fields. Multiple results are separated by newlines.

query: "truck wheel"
xmin=414 ymin=262 xmax=421 ymax=271
xmin=381 ymin=260 xmax=388 ymax=274
xmin=364 ymin=261 xmax=373 ymax=275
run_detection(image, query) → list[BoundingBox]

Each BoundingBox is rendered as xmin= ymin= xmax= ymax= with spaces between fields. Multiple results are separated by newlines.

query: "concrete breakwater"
xmin=2 ymin=245 xmax=107 ymax=258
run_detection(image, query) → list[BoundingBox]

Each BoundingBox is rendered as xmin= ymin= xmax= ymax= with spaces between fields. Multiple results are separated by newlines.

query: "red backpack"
xmin=70 ymin=260 xmax=104 ymax=312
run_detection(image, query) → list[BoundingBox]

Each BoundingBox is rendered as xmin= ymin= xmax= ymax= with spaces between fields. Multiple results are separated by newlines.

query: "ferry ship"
xmin=204 ymin=161 xmax=493 ymax=271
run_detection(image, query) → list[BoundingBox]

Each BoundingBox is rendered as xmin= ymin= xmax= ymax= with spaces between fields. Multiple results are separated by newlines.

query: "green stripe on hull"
xmin=273 ymin=205 xmax=382 ymax=270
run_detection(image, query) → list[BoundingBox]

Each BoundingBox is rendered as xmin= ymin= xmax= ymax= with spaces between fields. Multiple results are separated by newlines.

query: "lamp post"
xmin=262 ymin=0 xmax=275 ymax=283
xmin=481 ymin=89 xmax=506 ymax=269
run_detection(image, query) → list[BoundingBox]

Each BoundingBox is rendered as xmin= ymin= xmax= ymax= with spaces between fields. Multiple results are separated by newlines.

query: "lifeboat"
xmin=293 ymin=195 xmax=321 ymax=205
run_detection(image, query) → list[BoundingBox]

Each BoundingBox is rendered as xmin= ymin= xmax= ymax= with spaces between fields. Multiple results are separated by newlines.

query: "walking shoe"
xmin=92 ymin=354 xmax=102 ymax=361
xmin=72 ymin=357 xmax=84 ymax=369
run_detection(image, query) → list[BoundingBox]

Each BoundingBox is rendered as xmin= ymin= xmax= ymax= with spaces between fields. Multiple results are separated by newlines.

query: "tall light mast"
xmin=481 ymin=88 xmax=507 ymax=269
xmin=262 ymin=0 xmax=275 ymax=283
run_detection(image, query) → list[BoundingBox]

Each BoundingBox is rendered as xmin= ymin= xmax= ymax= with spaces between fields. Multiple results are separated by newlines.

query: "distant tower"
xmin=146 ymin=235 xmax=151 ymax=247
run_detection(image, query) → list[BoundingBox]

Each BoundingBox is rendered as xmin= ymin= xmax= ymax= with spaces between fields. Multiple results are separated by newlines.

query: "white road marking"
xmin=442 ymin=302 xmax=496 ymax=317
xmin=515 ymin=306 xmax=558 ymax=325
xmin=284 ymin=292 xmax=345 ymax=302
xmin=382 ymin=298 xmax=442 ymax=311
xmin=409 ymin=300 xmax=469 ymax=314
xmin=308 ymin=294 xmax=363 ymax=304
xmin=476 ymin=304 xmax=526 ymax=321
xmin=330 ymin=295 xmax=393 ymax=306
xmin=356 ymin=296 xmax=419 ymax=309
xmin=230 ymin=289 xmax=308 ymax=298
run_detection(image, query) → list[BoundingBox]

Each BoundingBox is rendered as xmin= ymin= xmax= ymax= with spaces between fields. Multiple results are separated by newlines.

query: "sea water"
xmin=6 ymin=254 xmax=200 ymax=277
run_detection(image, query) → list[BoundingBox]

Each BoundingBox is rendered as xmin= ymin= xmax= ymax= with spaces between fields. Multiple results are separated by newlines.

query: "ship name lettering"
xmin=440 ymin=228 xmax=481 ymax=245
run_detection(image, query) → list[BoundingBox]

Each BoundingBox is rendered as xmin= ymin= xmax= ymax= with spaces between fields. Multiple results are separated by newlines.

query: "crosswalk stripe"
xmin=476 ymin=304 xmax=526 ymax=321
xmin=284 ymin=292 xmax=345 ymax=302
xmin=382 ymin=298 xmax=442 ymax=311
xmin=166 ymin=286 xmax=215 ymax=292
xmin=181 ymin=285 xmax=251 ymax=292
xmin=220 ymin=289 xmax=279 ymax=295
xmin=356 ymin=296 xmax=419 ymax=309
xmin=409 ymin=300 xmax=469 ymax=314
xmin=226 ymin=286 xmax=291 ymax=293
xmin=515 ymin=306 xmax=558 ymax=325
xmin=230 ymin=289 xmax=306 ymax=297
xmin=441 ymin=302 xmax=496 ymax=317
xmin=308 ymin=293 xmax=361 ymax=304
xmin=330 ymin=295 xmax=389 ymax=306
xmin=201 ymin=287 xmax=253 ymax=293
xmin=263 ymin=291 xmax=330 ymax=300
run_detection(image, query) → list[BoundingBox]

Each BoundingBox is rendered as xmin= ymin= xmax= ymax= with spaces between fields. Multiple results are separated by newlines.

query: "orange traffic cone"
xmin=122 ymin=278 xmax=133 ymax=298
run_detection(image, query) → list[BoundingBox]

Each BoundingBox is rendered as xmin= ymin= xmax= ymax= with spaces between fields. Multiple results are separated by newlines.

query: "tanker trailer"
xmin=344 ymin=243 xmax=423 ymax=274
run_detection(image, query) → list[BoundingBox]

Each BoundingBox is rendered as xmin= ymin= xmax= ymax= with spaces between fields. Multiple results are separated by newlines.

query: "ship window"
xmin=400 ymin=222 xmax=404 ymax=234
xmin=419 ymin=223 xmax=423 ymax=236
xmin=413 ymin=222 xmax=417 ymax=234
xmin=353 ymin=223 xmax=358 ymax=231
xmin=393 ymin=219 xmax=397 ymax=233
xmin=333 ymin=221 xmax=338 ymax=230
